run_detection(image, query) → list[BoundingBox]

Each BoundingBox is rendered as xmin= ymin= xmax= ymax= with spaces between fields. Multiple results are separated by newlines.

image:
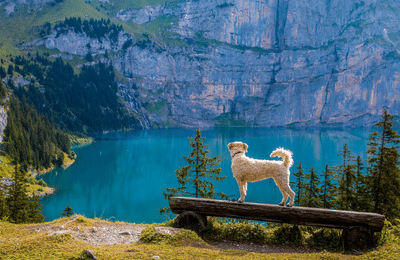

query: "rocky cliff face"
xmin=0 ymin=105 xmax=7 ymax=143
xmin=40 ymin=0 xmax=400 ymax=128
xmin=1 ymin=0 xmax=55 ymax=16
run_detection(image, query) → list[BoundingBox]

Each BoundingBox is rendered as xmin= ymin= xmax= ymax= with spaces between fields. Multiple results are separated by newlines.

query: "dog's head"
xmin=227 ymin=141 xmax=248 ymax=157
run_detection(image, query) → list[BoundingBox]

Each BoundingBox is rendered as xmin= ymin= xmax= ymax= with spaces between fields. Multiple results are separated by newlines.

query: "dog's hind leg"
xmin=274 ymin=179 xmax=289 ymax=206
xmin=281 ymin=183 xmax=295 ymax=207
xmin=237 ymin=181 xmax=247 ymax=203
xmin=278 ymin=190 xmax=289 ymax=206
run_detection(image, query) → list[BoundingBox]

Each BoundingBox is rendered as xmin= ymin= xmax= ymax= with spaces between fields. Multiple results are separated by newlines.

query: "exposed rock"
xmin=39 ymin=0 xmax=400 ymax=128
xmin=48 ymin=230 xmax=69 ymax=236
xmin=82 ymin=250 xmax=97 ymax=260
xmin=116 ymin=4 xmax=173 ymax=25
xmin=4 ymin=2 xmax=15 ymax=16
xmin=14 ymin=76 xmax=30 ymax=87
xmin=2 ymin=0 xmax=56 ymax=15
xmin=113 ymin=0 xmax=400 ymax=128
xmin=0 ymin=106 xmax=7 ymax=143
xmin=154 ymin=227 xmax=181 ymax=235
xmin=43 ymin=30 xmax=131 ymax=56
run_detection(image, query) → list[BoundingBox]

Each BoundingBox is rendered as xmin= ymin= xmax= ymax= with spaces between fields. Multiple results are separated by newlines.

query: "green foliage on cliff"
xmin=3 ymin=96 xmax=73 ymax=172
xmin=214 ymin=113 xmax=252 ymax=127
xmin=54 ymin=17 xmax=123 ymax=42
xmin=11 ymin=54 xmax=139 ymax=133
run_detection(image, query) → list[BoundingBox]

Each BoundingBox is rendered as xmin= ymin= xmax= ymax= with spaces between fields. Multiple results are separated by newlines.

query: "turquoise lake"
xmin=39 ymin=127 xmax=372 ymax=223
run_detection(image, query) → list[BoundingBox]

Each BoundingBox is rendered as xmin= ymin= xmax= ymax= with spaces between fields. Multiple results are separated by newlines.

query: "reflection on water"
xmin=39 ymin=128 xmax=371 ymax=223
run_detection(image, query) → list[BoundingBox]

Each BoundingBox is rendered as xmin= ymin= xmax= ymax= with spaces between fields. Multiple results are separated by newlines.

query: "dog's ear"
xmin=242 ymin=143 xmax=248 ymax=152
xmin=228 ymin=143 xmax=233 ymax=150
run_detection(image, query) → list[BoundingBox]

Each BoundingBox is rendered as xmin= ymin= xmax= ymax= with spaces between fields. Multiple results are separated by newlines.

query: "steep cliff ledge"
xmin=34 ymin=0 xmax=400 ymax=128
xmin=0 ymin=105 xmax=7 ymax=143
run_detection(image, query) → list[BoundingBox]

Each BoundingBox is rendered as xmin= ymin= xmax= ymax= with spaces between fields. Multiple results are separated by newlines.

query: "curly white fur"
xmin=228 ymin=141 xmax=295 ymax=207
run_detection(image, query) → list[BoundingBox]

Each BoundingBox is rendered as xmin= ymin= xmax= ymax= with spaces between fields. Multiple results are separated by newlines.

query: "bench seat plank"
xmin=169 ymin=197 xmax=385 ymax=232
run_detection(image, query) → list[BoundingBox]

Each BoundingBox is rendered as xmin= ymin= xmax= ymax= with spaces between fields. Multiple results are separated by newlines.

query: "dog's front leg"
xmin=237 ymin=181 xmax=247 ymax=203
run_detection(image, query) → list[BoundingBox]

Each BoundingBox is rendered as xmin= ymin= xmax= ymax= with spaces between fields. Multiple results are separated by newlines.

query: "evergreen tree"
xmin=334 ymin=144 xmax=356 ymax=210
xmin=0 ymin=78 xmax=7 ymax=100
xmin=27 ymin=193 xmax=45 ymax=223
xmin=321 ymin=164 xmax=335 ymax=209
xmin=304 ymin=167 xmax=322 ymax=208
xmin=7 ymin=165 xmax=29 ymax=223
xmin=7 ymin=64 xmax=13 ymax=75
xmin=353 ymin=155 xmax=368 ymax=211
xmin=366 ymin=109 xmax=400 ymax=220
xmin=291 ymin=162 xmax=305 ymax=206
xmin=61 ymin=205 xmax=74 ymax=217
xmin=0 ymin=184 xmax=9 ymax=220
xmin=160 ymin=128 xmax=228 ymax=214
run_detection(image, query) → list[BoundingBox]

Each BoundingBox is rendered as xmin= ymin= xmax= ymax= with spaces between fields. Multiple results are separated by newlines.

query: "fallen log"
xmin=169 ymin=197 xmax=385 ymax=232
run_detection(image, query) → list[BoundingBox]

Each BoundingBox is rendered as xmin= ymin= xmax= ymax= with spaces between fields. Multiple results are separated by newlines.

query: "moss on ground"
xmin=0 ymin=215 xmax=399 ymax=259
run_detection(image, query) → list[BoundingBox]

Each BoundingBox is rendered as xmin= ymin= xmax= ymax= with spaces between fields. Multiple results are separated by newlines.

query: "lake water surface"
xmin=39 ymin=128 xmax=372 ymax=223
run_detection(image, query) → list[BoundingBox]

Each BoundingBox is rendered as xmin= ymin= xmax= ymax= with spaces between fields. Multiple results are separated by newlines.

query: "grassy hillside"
xmin=0 ymin=0 xmax=190 ymax=59
xmin=0 ymin=215 xmax=399 ymax=259
xmin=0 ymin=0 xmax=114 ymax=58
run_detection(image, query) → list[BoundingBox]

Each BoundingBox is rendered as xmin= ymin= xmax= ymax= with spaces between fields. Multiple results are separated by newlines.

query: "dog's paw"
xmin=278 ymin=202 xmax=284 ymax=206
xmin=237 ymin=199 xmax=244 ymax=203
xmin=285 ymin=204 xmax=293 ymax=207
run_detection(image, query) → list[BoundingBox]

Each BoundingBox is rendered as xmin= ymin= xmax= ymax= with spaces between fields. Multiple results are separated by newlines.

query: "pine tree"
xmin=28 ymin=193 xmax=45 ymax=223
xmin=0 ymin=78 xmax=7 ymax=100
xmin=160 ymin=128 xmax=228 ymax=214
xmin=366 ymin=109 xmax=400 ymax=220
xmin=7 ymin=165 xmax=29 ymax=223
xmin=321 ymin=164 xmax=335 ymax=209
xmin=353 ymin=155 xmax=368 ymax=212
xmin=334 ymin=144 xmax=356 ymax=210
xmin=304 ymin=167 xmax=322 ymax=208
xmin=0 ymin=184 xmax=9 ymax=220
xmin=291 ymin=162 xmax=305 ymax=206
xmin=61 ymin=205 xmax=74 ymax=217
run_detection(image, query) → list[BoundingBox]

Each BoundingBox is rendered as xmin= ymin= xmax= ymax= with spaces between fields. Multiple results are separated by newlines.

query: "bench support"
xmin=169 ymin=197 xmax=385 ymax=252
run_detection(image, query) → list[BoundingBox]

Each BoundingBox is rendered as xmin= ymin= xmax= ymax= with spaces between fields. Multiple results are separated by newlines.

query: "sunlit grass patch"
xmin=0 ymin=151 xmax=14 ymax=178
xmin=0 ymin=215 xmax=399 ymax=259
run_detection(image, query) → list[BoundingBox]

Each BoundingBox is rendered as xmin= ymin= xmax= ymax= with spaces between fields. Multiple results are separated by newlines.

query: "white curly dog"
xmin=228 ymin=141 xmax=295 ymax=207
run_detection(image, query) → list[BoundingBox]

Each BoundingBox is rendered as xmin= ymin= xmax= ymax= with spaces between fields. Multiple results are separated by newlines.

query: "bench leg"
xmin=173 ymin=211 xmax=207 ymax=237
xmin=342 ymin=226 xmax=374 ymax=253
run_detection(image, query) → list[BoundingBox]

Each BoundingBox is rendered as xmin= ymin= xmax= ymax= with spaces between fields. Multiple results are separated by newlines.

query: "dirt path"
xmin=24 ymin=216 xmax=320 ymax=254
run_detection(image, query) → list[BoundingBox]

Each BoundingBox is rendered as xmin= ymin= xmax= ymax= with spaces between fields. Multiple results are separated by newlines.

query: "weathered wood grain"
xmin=169 ymin=197 xmax=385 ymax=232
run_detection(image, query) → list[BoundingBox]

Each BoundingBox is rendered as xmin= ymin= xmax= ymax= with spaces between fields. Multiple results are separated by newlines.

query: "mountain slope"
xmin=2 ymin=0 xmax=400 ymax=128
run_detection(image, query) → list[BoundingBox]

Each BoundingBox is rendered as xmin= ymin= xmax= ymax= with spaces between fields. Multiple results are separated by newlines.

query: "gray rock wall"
xmin=0 ymin=106 xmax=7 ymax=143
xmin=42 ymin=0 xmax=400 ymax=128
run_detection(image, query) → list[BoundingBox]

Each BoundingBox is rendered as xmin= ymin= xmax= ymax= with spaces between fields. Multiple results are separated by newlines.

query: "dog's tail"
xmin=270 ymin=148 xmax=294 ymax=168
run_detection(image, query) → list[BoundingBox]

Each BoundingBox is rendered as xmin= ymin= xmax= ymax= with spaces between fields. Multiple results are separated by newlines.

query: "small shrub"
xmin=38 ymin=178 xmax=47 ymax=187
xmin=139 ymin=226 xmax=169 ymax=244
xmin=308 ymin=227 xmax=342 ymax=250
xmin=272 ymin=224 xmax=303 ymax=245
xmin=203 ymin=217 xmax=270 ymax=243
xmin=139 ymin=225 xmax=203 ymax=246
xmin=25 ymin=176 xmax=38 ymax=185
xmin=377 ymin=219 xmax=400 ymax=246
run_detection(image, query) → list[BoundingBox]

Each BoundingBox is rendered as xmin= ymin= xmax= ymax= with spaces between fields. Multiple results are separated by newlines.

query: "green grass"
xmin=101 ymin=0 xmax=183 ymax=11
xmin=0 ymin=0 xmax=105 ymax=58
xmin=0 ymin=151 xmax=14 ymax=178
xmin=0 ymin=216 xmax=399 ymax=259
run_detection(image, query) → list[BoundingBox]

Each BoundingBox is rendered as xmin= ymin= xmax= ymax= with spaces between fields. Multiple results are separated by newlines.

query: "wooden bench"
xmin=169 ymin=197 xmax=386 ymax=251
